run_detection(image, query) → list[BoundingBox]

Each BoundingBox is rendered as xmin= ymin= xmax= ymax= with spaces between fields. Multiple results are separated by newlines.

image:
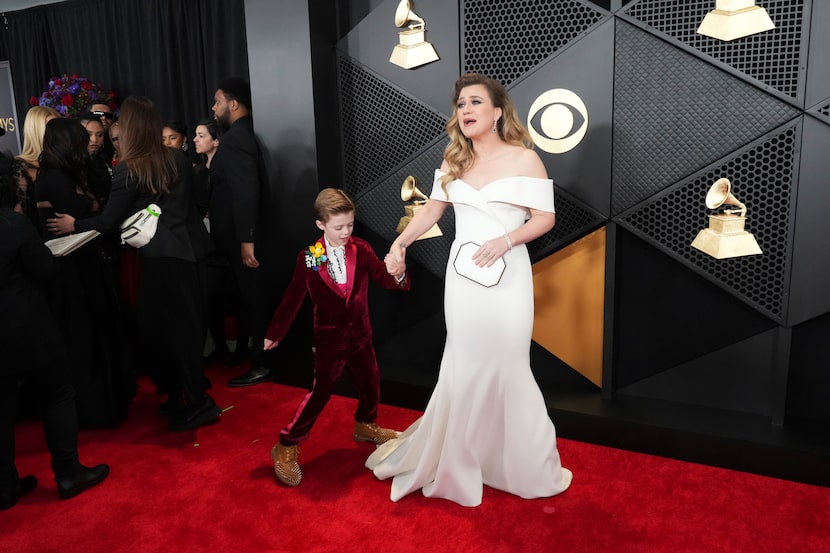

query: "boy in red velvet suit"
xmin=265 ymin=188 xmax=409 ymax=486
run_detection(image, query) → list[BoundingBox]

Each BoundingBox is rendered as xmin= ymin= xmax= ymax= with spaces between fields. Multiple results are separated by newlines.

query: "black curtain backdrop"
xmin=0 ymin=0 xmax=249 ymax=141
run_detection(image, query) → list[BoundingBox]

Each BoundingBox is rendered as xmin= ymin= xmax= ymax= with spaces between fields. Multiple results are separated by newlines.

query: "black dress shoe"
xmin=57 ymin=464 xmax=109 ymax=500
xmin=227 ymin=366 xmax=272 ymax=387
xmin=0 ymin=474 xmax=37 ymax=510
xmin=169 ymin=397 xmax=222 ymax=432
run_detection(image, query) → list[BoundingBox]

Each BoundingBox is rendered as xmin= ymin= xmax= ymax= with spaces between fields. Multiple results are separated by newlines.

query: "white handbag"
xmin=120 ymin=203 xmax=162 ymax=248
xmin=452 ymin=242 xmax=506 ymax=287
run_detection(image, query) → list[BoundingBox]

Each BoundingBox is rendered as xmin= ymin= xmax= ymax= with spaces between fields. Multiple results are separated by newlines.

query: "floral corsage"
xmin=305 ymin=241 xmax=327 ymax=271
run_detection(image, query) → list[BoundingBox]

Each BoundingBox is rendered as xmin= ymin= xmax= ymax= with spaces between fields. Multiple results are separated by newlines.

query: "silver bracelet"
xmin=503 ymin=233 xmax=513 ymax=250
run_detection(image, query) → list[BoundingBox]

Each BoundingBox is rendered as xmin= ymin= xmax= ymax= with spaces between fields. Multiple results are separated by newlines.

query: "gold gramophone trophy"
xmin=691 ymin=178 xmax=762 ymax=259
xmin=396 ymin=176 xmax=442 ymax=240
xmin=389 ymin=0 xmax=439 ymax=69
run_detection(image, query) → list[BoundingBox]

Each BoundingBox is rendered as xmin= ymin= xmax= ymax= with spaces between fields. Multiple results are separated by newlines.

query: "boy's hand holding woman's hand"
xmin=385 ymin=243 xmax=407 ymax=278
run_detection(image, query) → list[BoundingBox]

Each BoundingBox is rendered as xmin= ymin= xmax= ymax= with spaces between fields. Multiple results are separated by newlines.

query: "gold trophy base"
xmin=697 ymin=3 xmax=774 ymax=41
xmin=691 ymin=215 xmax=762 ymax=259
xmin=389 ymin=29 xmax=439 ymax=69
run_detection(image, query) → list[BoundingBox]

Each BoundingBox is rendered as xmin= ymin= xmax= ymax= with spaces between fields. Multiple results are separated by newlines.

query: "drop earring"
xmin=492 ymin=119 xmax=498 ymax=134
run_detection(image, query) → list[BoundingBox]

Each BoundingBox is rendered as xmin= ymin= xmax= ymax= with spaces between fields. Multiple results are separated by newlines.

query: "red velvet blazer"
xmin=265 ymin=236 xmax=410 ymax=350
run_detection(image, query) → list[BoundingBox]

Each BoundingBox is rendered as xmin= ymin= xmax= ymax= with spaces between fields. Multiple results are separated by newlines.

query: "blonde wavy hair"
xmin=18 ymin=106 xmax=60 ymax=164
xmin=440 ymin=73 xmax=533 ymax=196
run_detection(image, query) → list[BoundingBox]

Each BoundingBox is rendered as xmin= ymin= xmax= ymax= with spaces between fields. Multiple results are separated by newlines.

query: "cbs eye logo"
xmin=527 ymin=89 xmax=588 ymax=154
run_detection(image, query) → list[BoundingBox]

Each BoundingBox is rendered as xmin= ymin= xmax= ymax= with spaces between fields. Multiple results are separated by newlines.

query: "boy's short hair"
xmin=313 ymin=188 xmax=355 ymax=222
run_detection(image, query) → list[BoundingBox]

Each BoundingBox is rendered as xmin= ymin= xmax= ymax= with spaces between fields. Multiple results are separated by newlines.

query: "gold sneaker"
xmin=270 ymin=443 xmax=301 ymax=486
xmin=353 ymin=421 xmax=399 ymax=445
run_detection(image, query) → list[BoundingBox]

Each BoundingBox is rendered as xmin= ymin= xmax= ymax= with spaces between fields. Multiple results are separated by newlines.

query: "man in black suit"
xmin=210 ymin=77 xmax=273 ymax=386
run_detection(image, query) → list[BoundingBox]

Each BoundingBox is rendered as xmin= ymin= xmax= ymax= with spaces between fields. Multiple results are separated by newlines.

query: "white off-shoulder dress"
xmin=366 ymin=170 xmax=572 ymax=507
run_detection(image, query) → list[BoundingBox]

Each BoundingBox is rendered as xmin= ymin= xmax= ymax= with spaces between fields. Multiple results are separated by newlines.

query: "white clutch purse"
xmin=452 ymin=242 xmax=506 ymax=288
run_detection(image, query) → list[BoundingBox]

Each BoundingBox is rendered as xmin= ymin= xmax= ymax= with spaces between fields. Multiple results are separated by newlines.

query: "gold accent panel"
xmin=532 ymin=227 xmax=606 ymax=387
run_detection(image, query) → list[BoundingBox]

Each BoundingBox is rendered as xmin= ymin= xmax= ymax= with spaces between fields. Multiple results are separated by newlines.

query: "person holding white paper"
xmin=368 ymin=73 xmax=572 ymax=507
xmin=35 ymin=118 xmax=131 ymax=428
xmin=48 ymin=96 xmax=219 ymax=432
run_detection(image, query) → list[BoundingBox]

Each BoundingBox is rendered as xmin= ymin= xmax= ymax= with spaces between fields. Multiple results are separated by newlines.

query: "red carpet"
xmin=1 ymin=363 xmax=828 ymax=553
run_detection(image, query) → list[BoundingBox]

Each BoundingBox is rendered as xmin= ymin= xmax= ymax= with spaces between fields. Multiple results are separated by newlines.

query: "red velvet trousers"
xmin=279 ymin=340 xmax=380 ymax=446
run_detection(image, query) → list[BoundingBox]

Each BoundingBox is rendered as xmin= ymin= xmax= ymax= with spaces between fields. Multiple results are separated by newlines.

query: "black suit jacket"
xmin=209 ymin=115 xmax=268 ymax=254
xmin=0 ymin=209 xmax=65 ymax=372
xmin=75 ymin=149 xmax=212 ymax=262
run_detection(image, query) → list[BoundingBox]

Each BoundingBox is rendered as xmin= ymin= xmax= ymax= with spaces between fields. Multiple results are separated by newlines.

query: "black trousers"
xmin=0 ymin=360 xmax=80 ymax=489
xmin=138 ymin=257 xmax=208 ymax=406
xmin=204 ymin=258 xmax=231 ymax=354
xmin=229 ymin=253 xmax=268 ymax=367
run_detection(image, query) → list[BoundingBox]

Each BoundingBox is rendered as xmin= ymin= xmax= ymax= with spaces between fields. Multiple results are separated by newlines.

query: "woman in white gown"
xmin=367 ymin=73 xmax=572 ymax=507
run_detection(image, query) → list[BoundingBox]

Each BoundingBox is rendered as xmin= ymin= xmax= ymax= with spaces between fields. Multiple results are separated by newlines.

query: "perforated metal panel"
xmin=619 ymin=124 xmax=798 ymax=321
xmin=625 ymin=0 xmax=806 ymax=100
xmin=613 ymin=20 xmax=800 ymax=215
xmin=462 ymin=0 xmax=605 ymax=85
xmin=528 ymin=190 xmax=605 ymax=261
xmin=337 ymin=54 xmax=448 ymax=198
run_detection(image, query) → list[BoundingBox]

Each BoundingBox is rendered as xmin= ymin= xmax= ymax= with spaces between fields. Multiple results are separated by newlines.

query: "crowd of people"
xmin=1 ymin=77 xmax=273 ymax=508
xmin=1 ymin=72 xmax=572 ymax=510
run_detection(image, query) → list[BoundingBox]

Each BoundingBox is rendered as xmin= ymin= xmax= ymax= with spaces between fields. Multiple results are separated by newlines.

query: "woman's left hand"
xmin=473 ymin=237 xmax=508 ymax=267
xmin=47 ymin=213 xmax=76 ymax=236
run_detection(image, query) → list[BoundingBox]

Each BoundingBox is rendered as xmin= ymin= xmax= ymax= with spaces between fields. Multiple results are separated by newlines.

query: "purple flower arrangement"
xmin=30 ymin=74 xmax=116 ymax=118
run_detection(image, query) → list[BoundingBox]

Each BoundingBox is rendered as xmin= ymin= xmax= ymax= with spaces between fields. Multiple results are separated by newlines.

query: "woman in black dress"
xmin=35 ymin=118 xmax=132 ymax=427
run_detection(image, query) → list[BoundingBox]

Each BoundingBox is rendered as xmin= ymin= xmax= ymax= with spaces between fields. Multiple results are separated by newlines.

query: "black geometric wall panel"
xmin=612 ymin=20 xmax=801 ymax=215
xmin=790 ymin=311 xmax=830 ymax=424
xmin=786 ymin=116 xmax=830 ymax=326
xmin=337 ymin=55 xmax=448 ymax=197
xmin=625 ymin=0 xmax=806 ymax=102
xmin=462 ymin=0 xmax=607 ymax=86
xmin=618 ymin=328 xmax=779 ymax=417
xmin=618 ymin=123 xmax=799 ymax=323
